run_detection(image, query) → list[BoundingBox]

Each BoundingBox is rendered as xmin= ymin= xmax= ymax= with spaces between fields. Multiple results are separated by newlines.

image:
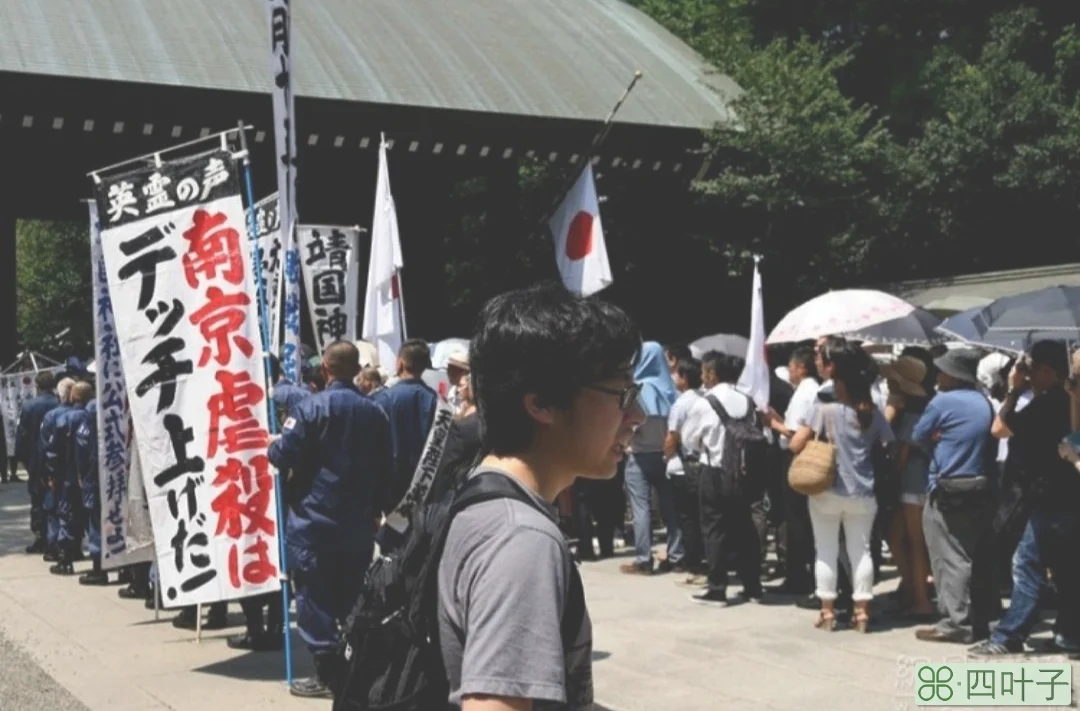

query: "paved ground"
xmin=0 ymin=481 xmax=1076 ymax=710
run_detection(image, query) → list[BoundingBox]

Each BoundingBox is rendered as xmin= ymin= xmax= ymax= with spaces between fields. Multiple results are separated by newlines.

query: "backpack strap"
xmin=706 ymin=391 xmax=756 ymax=425
xmin=451 ymin=470 xmax=585 ymax=651
xmin=705 ymin=394 xmax=732 ymax=425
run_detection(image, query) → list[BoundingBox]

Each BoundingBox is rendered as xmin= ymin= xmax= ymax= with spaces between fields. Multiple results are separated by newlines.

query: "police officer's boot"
xmin=49 ymin=547 xmax=75 ymax=576
xmin=289 ymin=653 xmax=339 ymax=699
xmin=25 ymin=536 xmax=46 ymax=554
xmin=79 ymin=556 xmax=108 ymax=586
xmin=42 ymin=544 xmax=60 ymax=563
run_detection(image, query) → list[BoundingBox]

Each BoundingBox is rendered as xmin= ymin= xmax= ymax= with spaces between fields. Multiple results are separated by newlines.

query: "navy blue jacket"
xmin=71 ymin=402 xmax=98 ymax=506
xmin=15 ymin=392 xmax=59 ymax=474
xmin=268 ymin=380 xmax=391 ymax=572
xmin=40 ymin=403 xmax=74 ymax=483
xmin=272 ymin=379 xmax=311 ymax=424
xmin=372 ymin=378 xmax=438 ymax=512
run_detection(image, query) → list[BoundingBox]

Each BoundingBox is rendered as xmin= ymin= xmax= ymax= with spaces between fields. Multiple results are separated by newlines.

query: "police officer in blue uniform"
xmin=228 ymin=353 xmax=312 ymax=653
xmin=75 ymin=388 xmax=109 ymax=585
xmin=51 ymin=381 xmax=94 ymax=576
xmin=268 ymin=341 xmax=391 ymax=698
xmin=15 ymin=370 xmax=59 ymax=553
xmin=39 ymin=377 xmax=76 ymax=563
xmin=372 ymin=339 xmax=438 ymax=516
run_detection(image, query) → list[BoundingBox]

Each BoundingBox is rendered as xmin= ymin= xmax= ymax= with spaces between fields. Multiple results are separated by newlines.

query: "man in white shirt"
xmin=766 ymin=345 xmax=819 ymax=595
xmin=684 ymin=351 xmax=764 ymax=605
xmin=665 ymin=358 xmax=706 ymax=584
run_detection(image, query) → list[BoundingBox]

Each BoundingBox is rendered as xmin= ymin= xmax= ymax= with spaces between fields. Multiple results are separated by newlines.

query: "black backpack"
xmin=705 ymin=392 xmax=768 ymax=483
xmin=333 ymin=470 xmax=586 ymax=710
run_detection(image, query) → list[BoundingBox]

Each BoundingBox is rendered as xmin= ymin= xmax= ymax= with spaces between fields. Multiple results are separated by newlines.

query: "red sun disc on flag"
xmin=565 ymin=211 xmax=594 ymax=261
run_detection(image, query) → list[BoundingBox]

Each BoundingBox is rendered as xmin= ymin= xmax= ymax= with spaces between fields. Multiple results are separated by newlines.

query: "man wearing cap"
xmin=911 ymin=348 xmax=995 ymax=644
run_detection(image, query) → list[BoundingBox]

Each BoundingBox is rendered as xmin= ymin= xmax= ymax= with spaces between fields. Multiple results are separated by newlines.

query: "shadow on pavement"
xmin=193 ymin=634 xmax=315 ymax=681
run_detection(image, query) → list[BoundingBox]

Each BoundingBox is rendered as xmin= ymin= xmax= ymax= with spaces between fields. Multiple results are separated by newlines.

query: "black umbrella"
xmin=937 ymin=285 xmax=1080 ymax=352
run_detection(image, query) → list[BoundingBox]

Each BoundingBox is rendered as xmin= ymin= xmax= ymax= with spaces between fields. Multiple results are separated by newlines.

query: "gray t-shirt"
xmin=810 ymin=402 xmax=894 ymax=498
xmin=437 ymin=469 xmax=593 ymax=710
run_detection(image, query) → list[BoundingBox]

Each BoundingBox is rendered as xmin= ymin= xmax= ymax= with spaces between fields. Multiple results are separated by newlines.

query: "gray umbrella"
xmin=843 ymin=307 xmax=945 ymax=346
xmin=689 ymin=333 xmax=749 ymax=359
xmin=936 ymin=285 xmax=1080 ymax=352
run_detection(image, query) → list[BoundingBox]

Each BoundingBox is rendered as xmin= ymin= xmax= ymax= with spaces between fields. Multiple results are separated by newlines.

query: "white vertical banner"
xmin=362 ymin=135 xmax=406 ymax=369
xmin=298 ymin=225 xmax=363 ymax=354
xmin=90 ymin=201 xmax=155 ymax=570
xmin=92 ymin=148 xmax=280 ymax=607
xmin=267 ymin=0 xmax=301 ymax=382
xmin=252 ymin=194 xmax=284 ymax=356
xmin=737 ymin=256 xmax=770 ymax=410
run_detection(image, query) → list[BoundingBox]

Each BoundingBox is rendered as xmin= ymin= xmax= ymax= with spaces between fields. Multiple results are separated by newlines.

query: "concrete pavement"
xmin=0 ymin=481 xmax=1075 ymax=710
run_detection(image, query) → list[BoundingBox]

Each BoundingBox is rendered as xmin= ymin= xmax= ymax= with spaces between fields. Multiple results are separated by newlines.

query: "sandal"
xmin=852 ymin=610 xmax=871 ymax=633
xmin=814 ymin=610 xmax=836 ymax=632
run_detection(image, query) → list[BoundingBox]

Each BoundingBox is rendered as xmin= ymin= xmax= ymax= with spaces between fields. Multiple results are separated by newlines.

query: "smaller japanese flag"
xmin=549 ymin=164 xmax=612 ymax=296
xmin=737 ymin=256 xmax=770 ymax=411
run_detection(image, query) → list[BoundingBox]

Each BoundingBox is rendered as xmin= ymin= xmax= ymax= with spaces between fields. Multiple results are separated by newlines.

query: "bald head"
xmin=322 ymin=341 xmax=361 ymax=382
xmin=57 ymin=378 xmax=76 ymax=404
xmin=71 ymin=381 xmax=93 ymax=406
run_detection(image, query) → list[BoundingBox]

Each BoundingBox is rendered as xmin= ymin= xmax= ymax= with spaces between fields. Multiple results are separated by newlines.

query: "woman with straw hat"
xmin=880 ymin=355 xmax=935 ymax=619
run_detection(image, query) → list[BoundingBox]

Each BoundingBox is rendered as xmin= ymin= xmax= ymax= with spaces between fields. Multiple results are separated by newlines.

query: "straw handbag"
xmin=788 ymin=405 xmax=837 ymax=496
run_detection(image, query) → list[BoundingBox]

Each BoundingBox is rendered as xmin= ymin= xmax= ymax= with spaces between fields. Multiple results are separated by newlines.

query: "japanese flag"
xmin=548 ymin=164 xmax=612 ymax=296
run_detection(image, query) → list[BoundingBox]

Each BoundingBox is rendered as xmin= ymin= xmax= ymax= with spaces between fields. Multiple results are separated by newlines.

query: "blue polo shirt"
xmin=912 ymin=388 xmax=993 ymax=491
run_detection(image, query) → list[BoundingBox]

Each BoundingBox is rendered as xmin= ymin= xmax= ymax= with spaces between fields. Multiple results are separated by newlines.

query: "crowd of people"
xmin=573 ymin=334 xmax=1080 ymax=658
xmin=8 ymin=281 xmax=1080 ymax=711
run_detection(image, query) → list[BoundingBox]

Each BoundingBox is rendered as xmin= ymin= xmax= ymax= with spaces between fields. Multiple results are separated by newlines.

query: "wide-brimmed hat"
xmin=934 ymin=348 xmax=981 ymax=385
xmin=879 ymin=356 xmax=927 ymax=397
xmin=447 ymin=351 xmax=470 ymax=372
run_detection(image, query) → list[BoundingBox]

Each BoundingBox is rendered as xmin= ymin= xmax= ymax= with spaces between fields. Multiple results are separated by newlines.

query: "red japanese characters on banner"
xmin=94 ymin=149 xmax=281 ymax=609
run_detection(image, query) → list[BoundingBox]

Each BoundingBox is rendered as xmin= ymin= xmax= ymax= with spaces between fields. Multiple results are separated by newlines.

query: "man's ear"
xmin=523 ymin=392 xmax=556 ymax=426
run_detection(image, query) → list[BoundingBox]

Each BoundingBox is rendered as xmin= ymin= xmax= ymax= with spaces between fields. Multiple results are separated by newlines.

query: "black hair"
xmin=399 ymin=339 xmax=432 ymax=375
xmin=664 ymin=343 xmax=691 ymax=362
xmin=302 ymin=368 xmax=325 ymax=392
xmin=700 ymin=350 xmax=744 ymax=384
xmin=470 ymin=281 xmax=641 ymax=455
xmin=675 ymin=358 xmax=702 ymax=390
xmin=817 ymin=336 xmax=848 ymax=365
xmin=829 ymin=343 xmax=879 ymax=429
xmin=789 ymin=346 xmax=816 ymax=376
xmin=35 ymin=370 xmax=55 ymax=392
xmin=268 ymin=353 xmax=282 ymax=383
xmin=1030 ymin=340 xmax=1068 ymax=379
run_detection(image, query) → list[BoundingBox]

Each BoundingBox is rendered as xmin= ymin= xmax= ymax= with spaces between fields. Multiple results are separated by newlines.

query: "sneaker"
xmin=692 ymin=590 xmax=731 ymax=607
xmin=289 ymin=677 xmax=332 ymax=699
xmin=968 ymin=639 xmax=1023 ymax=657
xmin=1050 ymin=635 xmax=1080 ymax=655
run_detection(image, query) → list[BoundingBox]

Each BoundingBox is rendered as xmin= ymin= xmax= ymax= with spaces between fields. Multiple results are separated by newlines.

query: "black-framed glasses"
xmin=585 ymin=382 xmax=642 ymax=411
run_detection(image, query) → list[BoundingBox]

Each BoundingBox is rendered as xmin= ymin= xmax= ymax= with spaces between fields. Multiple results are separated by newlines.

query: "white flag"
xmin=738 ymin=256 xmax=770 ymax=410
xmin=362 ymin=134 xmax=406 ymax=369
xmin=548 ymin=165 xmax=612 ymax=296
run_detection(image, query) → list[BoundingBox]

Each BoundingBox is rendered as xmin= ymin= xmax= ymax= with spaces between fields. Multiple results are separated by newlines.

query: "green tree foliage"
xmin=15 ymin=219 xmax=93 ymax=357
xmin=634 ymin=0 xmax=1080 ymax=307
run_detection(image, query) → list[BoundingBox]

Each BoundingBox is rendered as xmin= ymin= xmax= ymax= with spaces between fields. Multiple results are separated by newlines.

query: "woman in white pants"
xmin=791 ymin=342 xmax=894 ymax=632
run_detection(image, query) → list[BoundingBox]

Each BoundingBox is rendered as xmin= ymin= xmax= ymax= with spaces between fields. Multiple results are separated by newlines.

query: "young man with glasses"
xmin=438 ymin=282 xmax=644 ymax=711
